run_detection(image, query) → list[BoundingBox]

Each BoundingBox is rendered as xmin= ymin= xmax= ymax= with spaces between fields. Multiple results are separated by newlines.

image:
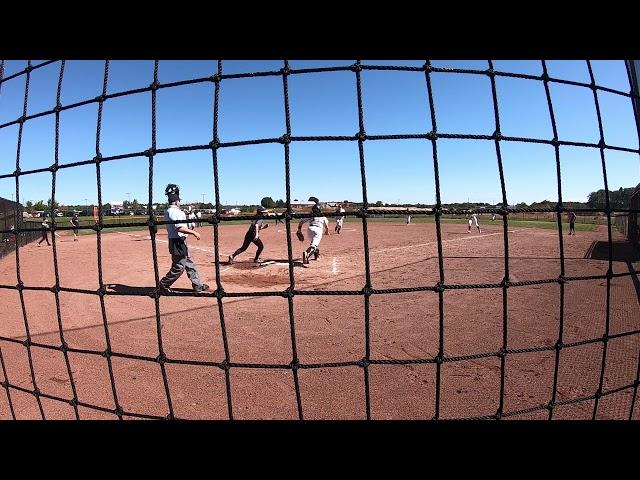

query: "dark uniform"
xmin=71 ymin=215 xmax=80 ymax=241
xmin=38 ymin=220 xmax=51 ymax=246
xmin=229 ymin=208 xmax=269 ymax=263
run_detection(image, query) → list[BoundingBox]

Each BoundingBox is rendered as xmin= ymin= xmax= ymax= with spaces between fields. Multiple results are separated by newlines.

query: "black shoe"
xmin=158 ymin=284 xmax=174 ymax=294
xmin=194 ymin=284 xmax=210 ymax=293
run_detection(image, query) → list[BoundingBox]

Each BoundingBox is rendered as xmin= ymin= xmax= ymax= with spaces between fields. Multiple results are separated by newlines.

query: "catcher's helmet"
xmin=311 ymin=204 xmax=321 ymax=216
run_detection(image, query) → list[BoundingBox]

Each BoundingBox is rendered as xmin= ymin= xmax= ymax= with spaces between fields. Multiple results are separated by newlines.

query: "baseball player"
xmin=187 ymin=207 xmax=197 ymax=230
xmin=334 ymin=204 xmax=346 ymax=234
xmin=468 ymin=213 xmax=481 ymax=233
xmin=406 ymin=207 xmax=411 ymax=225
xmin=228 ymin=206 xmax=269 ymax=264
xmin=37 ymin=218 xmax=51 ymax=246
xmin=196 ymin=210 xmax=202 ymax=228
xmin=297 ymin=203 xmax=330 ymax=264
xmin=158 ymin=184 xmax=209 ymax=293
xmin=70 ymin=213 xmax=80 ymax=241
xmin=568 ymin=211 xmax=577 ymax=235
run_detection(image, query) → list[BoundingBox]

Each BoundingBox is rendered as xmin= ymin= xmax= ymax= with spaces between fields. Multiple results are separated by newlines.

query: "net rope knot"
xmin=350 ymin=62 xmax=362 ymax=73
xmin=289 ymin=360 xmax=300 ymax=371
xmin=149 ymin=81 xmax=160 ymax=91
xmin=209 ymin=139 xmax=220 ymax=149
xmin=279 ymin=134 xmax=291 ymax=145
xmin=357 ymin=358 xmax=370 ymax=368
xmin=156 ymin=353 xmax=167 ymax=365
xmin=144 ymin=148 xmax=156 ymax=158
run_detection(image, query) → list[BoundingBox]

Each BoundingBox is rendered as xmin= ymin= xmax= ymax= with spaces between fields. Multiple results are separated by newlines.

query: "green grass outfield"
xmin=26 ymin=214 xmax=597 ymax=235
xmin=365 ymin=216 xmax=597 ymax=231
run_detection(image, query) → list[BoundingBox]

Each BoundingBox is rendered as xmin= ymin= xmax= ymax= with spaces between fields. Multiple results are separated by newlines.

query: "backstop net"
xmin=0 ymin=60 xmax=638 ymax=420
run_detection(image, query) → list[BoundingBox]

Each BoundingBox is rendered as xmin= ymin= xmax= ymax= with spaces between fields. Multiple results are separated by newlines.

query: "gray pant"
xmin=160 ymin=253 xmax=204 ymax=289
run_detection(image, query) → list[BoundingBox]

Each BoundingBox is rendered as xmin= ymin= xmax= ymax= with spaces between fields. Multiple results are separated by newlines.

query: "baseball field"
xmin=1 ymin=218 xmax=638 ymax=419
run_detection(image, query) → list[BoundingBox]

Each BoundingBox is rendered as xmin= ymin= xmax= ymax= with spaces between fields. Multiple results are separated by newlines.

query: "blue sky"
xmin=0 ymin=59 xmax=638 ymax=207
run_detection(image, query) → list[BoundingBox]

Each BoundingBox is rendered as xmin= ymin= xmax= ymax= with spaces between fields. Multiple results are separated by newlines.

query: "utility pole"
xmin=202 ymin=193 xmax=206 ymax=206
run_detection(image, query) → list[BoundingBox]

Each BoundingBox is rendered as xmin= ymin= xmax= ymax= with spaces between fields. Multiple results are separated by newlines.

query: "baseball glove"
xmin=296 ymin=231 xmax=304 ymax=242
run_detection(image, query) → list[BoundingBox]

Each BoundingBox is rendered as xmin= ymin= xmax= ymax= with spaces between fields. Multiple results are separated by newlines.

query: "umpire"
xmin=158 ymin=184 xmax=209 ymax=293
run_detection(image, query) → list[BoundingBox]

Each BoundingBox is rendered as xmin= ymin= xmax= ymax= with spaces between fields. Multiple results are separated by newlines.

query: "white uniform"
xmin=188 ymin=211 xmax=197 ymax=230
xmin=336 ymin=207 xmax=345 ymax=229
xmin=468 ymin=214 xmax=480 ymax=232
xmin=166 ymin=205 xmax=188 ymax=239
xmin=301 ymin=216 xmax=329 ymax=248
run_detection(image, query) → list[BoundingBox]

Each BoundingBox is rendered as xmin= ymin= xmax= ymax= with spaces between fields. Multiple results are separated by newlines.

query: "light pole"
xmin=126 ymin=192 xmax=131 ymax=204
xmin=202 ymin=193 xmax=206 ymax=206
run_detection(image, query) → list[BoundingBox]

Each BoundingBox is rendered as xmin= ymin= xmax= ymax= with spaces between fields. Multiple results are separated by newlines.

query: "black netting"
xmin=0 ymin=59 xmax=639 ymax=420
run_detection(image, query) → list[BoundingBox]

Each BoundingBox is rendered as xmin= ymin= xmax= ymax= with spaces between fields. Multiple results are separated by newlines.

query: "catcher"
xmin=229 ymin=206 xmax=269 ymax=264
xmin=296 ymin=203 xmax=330 ymax=264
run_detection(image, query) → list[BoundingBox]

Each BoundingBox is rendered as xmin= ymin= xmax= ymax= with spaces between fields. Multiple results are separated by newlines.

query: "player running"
xmin=297 ymin=203 xmax=330 ymax=264
xmin=228 ymin=206 xmax=269 ymax=264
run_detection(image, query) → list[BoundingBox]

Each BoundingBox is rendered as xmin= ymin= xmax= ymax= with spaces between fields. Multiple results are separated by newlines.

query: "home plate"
xmin=255 ymin=260 xmax=277 ymax=267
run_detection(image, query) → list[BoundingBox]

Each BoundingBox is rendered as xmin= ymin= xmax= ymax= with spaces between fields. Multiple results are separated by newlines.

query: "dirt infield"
xmin=1 ymin=220 xmax=638 ymax=419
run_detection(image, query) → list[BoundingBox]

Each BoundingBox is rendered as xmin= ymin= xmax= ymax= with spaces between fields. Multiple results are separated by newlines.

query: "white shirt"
xmin=165 ymin=205 xmax=188 ymax=239
xmin=302 ymin=217 xmax=329 ymax=230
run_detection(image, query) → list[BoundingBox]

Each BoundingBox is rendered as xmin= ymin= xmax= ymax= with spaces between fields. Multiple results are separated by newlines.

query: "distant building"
xmin=290 ymin=201 xmax=317 ymax=209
